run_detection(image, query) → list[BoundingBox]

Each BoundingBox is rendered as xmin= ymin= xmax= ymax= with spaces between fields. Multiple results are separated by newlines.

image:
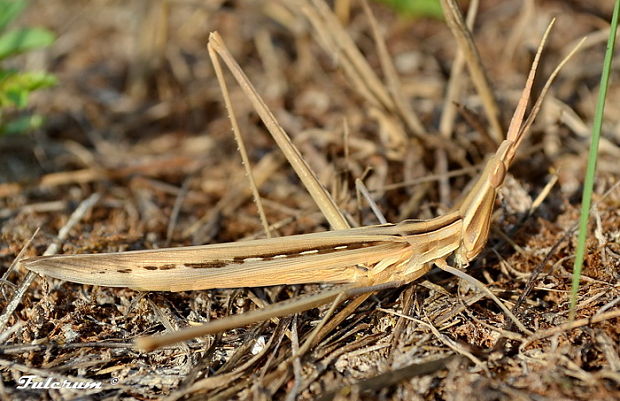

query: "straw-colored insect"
xmin=22 ymin=23 xmax=581 ymax=352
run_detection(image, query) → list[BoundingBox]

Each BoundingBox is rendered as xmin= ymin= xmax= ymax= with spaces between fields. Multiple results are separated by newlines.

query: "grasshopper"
xmin=22 ymin=23 xmax=581 ymax=352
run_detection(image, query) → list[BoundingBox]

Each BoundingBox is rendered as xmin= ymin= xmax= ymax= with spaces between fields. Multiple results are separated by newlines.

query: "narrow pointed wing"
xmin=22 ymin=224 xmax=410 ymax=291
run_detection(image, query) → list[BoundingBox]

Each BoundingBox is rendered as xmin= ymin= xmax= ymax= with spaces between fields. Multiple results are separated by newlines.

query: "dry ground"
xmin=0 ymin=0 xmax=619 ymax=400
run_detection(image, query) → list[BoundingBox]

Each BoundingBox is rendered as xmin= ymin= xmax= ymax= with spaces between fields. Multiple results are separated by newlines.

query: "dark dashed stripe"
xmin=184 ymin=261 xmax=228 ymax=269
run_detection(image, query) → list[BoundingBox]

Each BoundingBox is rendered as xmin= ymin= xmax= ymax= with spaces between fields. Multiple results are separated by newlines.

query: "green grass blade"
xmin=569 ymin=0 xmax=620 ymax=320
xmin=0 ymin=0 xmax=27 ymax=32
xmin=374 ymin=0 xmax=443 ymax=19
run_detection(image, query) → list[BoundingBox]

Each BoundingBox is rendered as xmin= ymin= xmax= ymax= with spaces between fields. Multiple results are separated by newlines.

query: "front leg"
xmin=433 ymin=259 xmax=530 ymax=334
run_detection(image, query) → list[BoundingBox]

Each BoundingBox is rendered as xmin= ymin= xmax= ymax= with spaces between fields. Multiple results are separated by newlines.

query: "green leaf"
xmin=0 ymin=113 xmax=43 ymax=135
xmin=0 ymin=0 xmax=27 ymax=32
xmin=0 ymin=70 xmax=57 ymax=108
xmin=0 ymin=27 xmax=55 ymax=60
xmin=375 ymin=0 xmax=443 ymax=19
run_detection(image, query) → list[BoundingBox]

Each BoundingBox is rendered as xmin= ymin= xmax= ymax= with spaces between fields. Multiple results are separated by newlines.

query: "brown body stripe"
xmin=184 ymin=261 xmax=228 ymax=269
xmin=159 ymin=264 xmax=176 ymax=270
xmin=117 ymin=268 xmax=132 ymax=273
xmin=143 ymin=266 xmax=158 ymax=270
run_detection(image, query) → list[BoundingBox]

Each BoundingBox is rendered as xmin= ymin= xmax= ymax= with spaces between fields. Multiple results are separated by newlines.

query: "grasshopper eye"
xmin=490 ymin=157 xmax=507 ymax=188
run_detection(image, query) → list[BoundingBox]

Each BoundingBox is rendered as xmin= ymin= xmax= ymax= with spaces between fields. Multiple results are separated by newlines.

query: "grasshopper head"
xmin=454 ymin=155 xmax=506 ymax=266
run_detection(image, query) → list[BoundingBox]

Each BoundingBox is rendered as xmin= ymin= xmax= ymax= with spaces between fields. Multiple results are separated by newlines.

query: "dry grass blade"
xmin=360 ymin=0 xmax=425 ymax=138
xmin=1 ymin=227 xmax=39 ymax=287
xmin=439 ymin=0 xmax=503 ymax=143
xmin=520 ymin=309 xmax=620 ymax=351
xmin=136 ymin=282 xmax=398 ymax=351
xmin=303 ymin=0 xmax=474 ymax=160
xmin=316 ymin=355 xmax=455 ymax=401
xmin=304 ymin=0 xmax=396 ymax=115
xmin=1 ymin=193 xmax=101 ymax=332
xmin=435 ymin=0 xmax=480 ymax=206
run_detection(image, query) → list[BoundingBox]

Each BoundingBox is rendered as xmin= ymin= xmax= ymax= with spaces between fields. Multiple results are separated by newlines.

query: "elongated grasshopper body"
xmin=22 ymin=23 xmax=581 ymax=351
